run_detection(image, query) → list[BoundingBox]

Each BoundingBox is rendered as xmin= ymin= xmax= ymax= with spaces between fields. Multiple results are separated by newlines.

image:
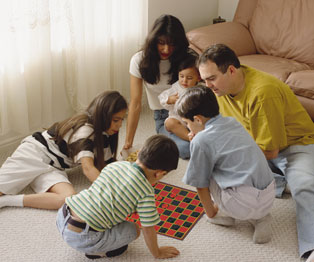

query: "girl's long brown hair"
xmin=50 ymin=91 xmax=127 ymax=170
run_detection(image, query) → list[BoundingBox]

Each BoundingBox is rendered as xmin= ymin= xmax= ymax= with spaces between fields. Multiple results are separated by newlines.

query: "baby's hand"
xmin=187 ymin=131 xmax=195 ymax=141
xmin=156 ymin=246 xmax=180 ymax=259
xmin=167 ymin=93 xmax=179 ymax=104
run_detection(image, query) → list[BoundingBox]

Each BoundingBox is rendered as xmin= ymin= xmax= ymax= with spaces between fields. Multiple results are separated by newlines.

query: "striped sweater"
xmin=66 ymin=161 xmax=160 ymax=231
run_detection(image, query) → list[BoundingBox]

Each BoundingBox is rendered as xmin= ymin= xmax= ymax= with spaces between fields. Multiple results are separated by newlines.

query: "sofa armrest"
xmin=186 ymin=22 xmax=257 ymax=56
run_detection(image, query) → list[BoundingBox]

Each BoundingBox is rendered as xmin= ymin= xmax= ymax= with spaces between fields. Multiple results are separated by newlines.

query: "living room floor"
xmin=0 ymin=108 xmax=304 ymax=262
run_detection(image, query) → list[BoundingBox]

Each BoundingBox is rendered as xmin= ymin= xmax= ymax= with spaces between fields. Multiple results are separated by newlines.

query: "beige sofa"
xmin=187 ymin=0 xmax=314 ymax=120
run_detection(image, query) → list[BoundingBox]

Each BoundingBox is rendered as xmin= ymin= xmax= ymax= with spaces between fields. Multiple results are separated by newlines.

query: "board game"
xmin=126 ymin=182 xmax=204 ymax=240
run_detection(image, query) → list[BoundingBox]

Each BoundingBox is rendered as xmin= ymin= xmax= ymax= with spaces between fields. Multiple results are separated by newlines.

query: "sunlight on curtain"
xmin=0 ymin=0 xmax=148 ymax=147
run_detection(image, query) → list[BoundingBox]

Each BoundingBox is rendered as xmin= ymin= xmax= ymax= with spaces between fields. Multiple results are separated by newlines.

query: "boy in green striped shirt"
xmin=56 ymin=134 xmax=180 ymax=259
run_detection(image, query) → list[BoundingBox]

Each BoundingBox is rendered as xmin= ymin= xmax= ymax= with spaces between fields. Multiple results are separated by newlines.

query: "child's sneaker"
xmin=249 ymin=214 xmax=272 ymax=244
xmin=85 ymin=245 xmax=128 ymax=259
xmin=207 ymin=210 xmax=235 ymax=226
xmin=85 ymin=254 xmax=104 ymax=260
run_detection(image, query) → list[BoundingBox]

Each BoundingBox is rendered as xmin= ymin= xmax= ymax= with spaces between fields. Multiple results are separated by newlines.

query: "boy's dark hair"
xmin=198 ymin=44 xmax=240 ymax=74
xmin=178 ymin=48 xmax=199 ymax=72
xmin=139 ymin=14 xmax=189 ymax=85
xmin=176 ymin=86 xmax=219 ymax=121
xmin=138 ymin=134 xmax=179 ymax=172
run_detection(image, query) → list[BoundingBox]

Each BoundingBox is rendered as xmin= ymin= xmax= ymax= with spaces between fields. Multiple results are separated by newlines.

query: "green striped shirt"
xmin=66 ymin=161 xmax=160 ymax=231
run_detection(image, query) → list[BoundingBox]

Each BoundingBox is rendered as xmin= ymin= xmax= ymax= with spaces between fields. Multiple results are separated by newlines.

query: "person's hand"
xmin=187 ymin=131 xmax=195 ymax=141
xmin=167 ymin=93 xmax=179 ymax=104
xmin=205 ymin=203 xmax=219 ymax=218
xmin=156 ymin=246 xmax=180 ymax=259
xmin=123 ymin=142 xmax=132 ymax=150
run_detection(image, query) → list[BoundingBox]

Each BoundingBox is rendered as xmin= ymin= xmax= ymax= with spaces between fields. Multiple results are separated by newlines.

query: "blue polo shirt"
xmin=183 ymin=115 xmax=273 ymax=190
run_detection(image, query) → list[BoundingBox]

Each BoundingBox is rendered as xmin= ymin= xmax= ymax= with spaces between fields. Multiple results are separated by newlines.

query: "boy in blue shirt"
xmin=175 ymin=86 xmax=275 ymax=243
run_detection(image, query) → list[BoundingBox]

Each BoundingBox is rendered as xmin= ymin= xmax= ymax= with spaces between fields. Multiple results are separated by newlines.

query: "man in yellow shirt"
xmin=198 ymin=43 xmax=314 ymax=261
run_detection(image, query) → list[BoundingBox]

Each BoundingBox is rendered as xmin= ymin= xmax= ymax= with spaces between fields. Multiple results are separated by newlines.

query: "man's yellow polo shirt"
xmin=217 ymin=65 xmax=314 ymax=151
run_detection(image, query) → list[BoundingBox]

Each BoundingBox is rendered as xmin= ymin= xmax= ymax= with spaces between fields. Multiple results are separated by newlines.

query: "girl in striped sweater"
xmin=0 ymin=91 xmax=127 ymax=210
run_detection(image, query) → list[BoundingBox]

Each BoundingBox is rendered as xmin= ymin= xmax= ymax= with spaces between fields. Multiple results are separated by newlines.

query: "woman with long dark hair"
xmin=124 ymin=14 xmax=190 ymax=159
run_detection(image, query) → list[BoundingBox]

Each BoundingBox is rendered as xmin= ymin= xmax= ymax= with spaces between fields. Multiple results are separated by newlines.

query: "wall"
xmin=148 ymin=0 xmax=218 ymax=32
xmin=218 ymin=0 xmax=239 ymax=21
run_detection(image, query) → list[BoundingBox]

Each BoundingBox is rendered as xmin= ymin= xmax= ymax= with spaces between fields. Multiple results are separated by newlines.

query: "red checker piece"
xmin=172 ymin=188 xmax=180 ymax=194
xmin=162 ymin=203 xmax=169 ymax=209
xmin=156 ymin=196 xmax=163 ymax=201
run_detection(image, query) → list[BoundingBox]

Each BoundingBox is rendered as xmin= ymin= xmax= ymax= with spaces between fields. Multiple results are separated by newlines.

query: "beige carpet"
xmin=0 ymin=109 xmax=303 ymax=262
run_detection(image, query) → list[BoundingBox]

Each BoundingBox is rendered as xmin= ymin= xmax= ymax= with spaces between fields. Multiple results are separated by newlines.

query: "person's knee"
xmin=53 ymin=195 xmax=68 ymax=209
xmin=288 ymin=171 xmax=314 ymax=196
xmin=55 ymin=191 xmax=75 ymax=208
xmin=165 ymin=118 xmax=177 ymax=132
xmin=291 ymin=179 xmax=314 ymax=197
xmin=48 ymin=183 xmax=76 ymax=208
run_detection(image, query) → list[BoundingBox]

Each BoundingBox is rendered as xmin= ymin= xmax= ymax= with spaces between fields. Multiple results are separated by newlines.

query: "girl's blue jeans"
xmin=154 ymin=109 xmax=190 ymax=159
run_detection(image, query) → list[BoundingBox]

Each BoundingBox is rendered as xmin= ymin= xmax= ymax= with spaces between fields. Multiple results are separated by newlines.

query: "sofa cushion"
xmin=249 ymin=0 xmax=314 ymax=67
xmin=286 ymin=71 xmax=314 ymax=100
xmin=233 ymin=0 xmax=258 ymax=28
xmin=239 ymin=54 xmax=311 ymax=82
xmin=187 ymin=22 xmax=256 ymax=56
xmin=297 ymin=96 xmax=314 ymax=121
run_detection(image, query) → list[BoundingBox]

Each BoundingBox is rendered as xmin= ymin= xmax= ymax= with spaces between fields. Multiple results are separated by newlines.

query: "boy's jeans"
xmin=56 ymin=204 xmax=137 ymax=255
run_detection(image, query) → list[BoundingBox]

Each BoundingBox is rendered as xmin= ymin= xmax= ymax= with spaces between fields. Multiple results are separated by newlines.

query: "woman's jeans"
xmin=154 ymin=109 xmax=190 ymax=159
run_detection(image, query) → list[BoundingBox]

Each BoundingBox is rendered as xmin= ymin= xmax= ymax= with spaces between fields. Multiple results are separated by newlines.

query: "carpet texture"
xmin=0 ymin=109 xmax=303 ymax=262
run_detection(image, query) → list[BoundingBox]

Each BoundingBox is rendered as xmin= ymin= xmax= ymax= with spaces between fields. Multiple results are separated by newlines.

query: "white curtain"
xmin=0 ymin=0 xmax=148 ymax=147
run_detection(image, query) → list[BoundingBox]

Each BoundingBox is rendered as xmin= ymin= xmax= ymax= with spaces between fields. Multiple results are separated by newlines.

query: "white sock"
xmin=0 ymin=194 xmax=24 ymax=208
xmin=249 ymin=214 xmax=272 ymax=244
xmin=207 ymin=209 xmax=235 ymax=226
